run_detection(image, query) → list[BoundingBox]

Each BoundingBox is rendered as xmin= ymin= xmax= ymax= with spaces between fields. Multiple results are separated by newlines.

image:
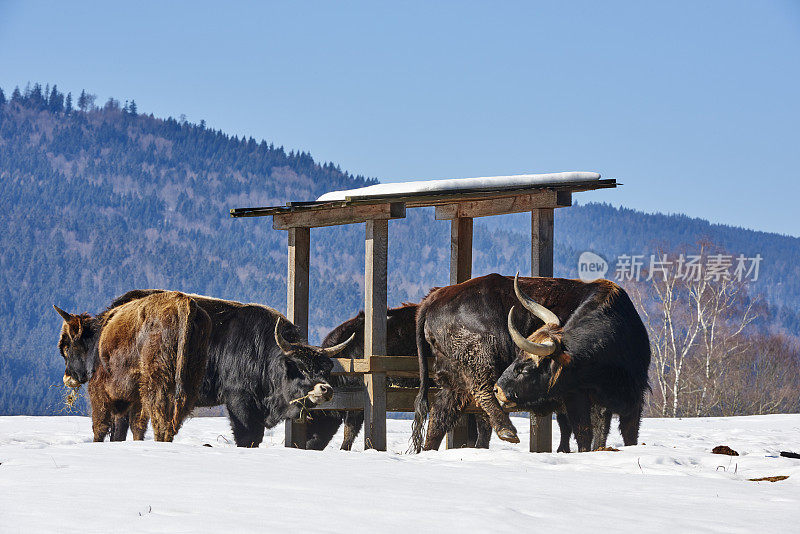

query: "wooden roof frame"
xmin=230 ymin=176 xmax=617 ymax=452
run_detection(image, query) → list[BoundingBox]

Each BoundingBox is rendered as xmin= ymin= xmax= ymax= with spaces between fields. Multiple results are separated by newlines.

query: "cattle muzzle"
xmin=62 ymin=373 xmax=82 ymax=388
xmin=307 ymin=382 xmax=334 ymax=404
xmin=494 ymin=384 xmax=516 ymax=409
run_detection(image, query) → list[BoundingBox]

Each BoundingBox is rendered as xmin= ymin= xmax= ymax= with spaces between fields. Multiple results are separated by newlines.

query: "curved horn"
xmin=514 ymin=273 xmax=560 ymax=327
xmin=320 ymin=333 xmax=356 ymax=356
xmin=507 ymin=306 xmax=557 ymax=357
xmin=53 ymin=305 xmax=74 ymax=322
xmin=274 ymin=318 xmax=295 ymax=355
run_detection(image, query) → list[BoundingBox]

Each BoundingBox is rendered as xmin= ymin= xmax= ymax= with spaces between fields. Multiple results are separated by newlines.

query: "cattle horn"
xmin=514 ymin=273 xmax=560 ymax=326
xmin=320 ymin=333 xmax=355 ymax=356
xmin=53 ymin=305 xmax=74 ymax=322
xmin=507 ymin=306 xmax=557 ymax=357
xmin=274 ymin=318 xmax=295 ymax=355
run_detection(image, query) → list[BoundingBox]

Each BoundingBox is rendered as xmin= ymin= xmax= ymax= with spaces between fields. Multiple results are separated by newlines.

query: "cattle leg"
xmin=90 ymin=394 xmax=113 ymax=442
xmin=591 ymin=406 xmax=613 ymax=450
xmin=147 ymin=390 xmax=176 ymax=442
xmin=110 ymin=414 xmax=130 ymax=441
xmin=305 ymin=412 xmax=343 ymax=450
xmin=423 ymin=387 xmax=468 ymax=451
xmin=465 ymin=381 xmax=518 ymax=443
xmin=618 ymin=402 xmax=643 ymax=446
xmin=88 ymin=375 xmax=114 ymax=442
xmin=556 ymin=411 xmax=572 ymax=453
xmin=226 ymin=397 xmax=266 ymax=448
xmin=129 ymin=401 xmax=148 ymax=440
xmin=341 ymin=411 xmax=364 ymax=451
xmin=473 ymin=414 xmax=492 ymax=449
xmin=564 ymin=394 xmax=593 ymax=452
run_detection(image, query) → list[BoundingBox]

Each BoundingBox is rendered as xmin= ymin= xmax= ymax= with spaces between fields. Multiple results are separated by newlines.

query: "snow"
xmin=316 ymin=171 xmax=602 ymax=201
xmin=1 ymin=415 xmax=799 ymax=533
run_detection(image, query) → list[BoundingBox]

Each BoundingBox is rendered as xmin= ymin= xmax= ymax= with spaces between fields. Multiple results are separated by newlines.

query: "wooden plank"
xmin=287 ymin=227 xmax=310 ymax=338
xmin=285 ymin=227 xmax=310 ymax=449
xmin=449 ymin=217 xmax=473 ymax=285
xmin=435 ymin=190 xmax=569 ymax=220
xmin=284 ymin=418 xmax=307 ymax=448
xmin=446 ymin=217 xmax=474 ymax=449
xmin=229 ymin=180 xmax=614 ymax=219
xmin=344 ymin=179 xmax=615 ymax=207
xmin=310 ymin=387 xmax=515 ymax=414
xmin=530 ymin=208 xmax=554 ymax=453
xmin=273 ymin=202 xmax=405 ymax=229
xmin=532 ymin=208 xmax=554 ymax=278
xmin=363 ymin=219 xmax=388 ymax=451
xmin=330 ymin=355 xmax=430 ymax=375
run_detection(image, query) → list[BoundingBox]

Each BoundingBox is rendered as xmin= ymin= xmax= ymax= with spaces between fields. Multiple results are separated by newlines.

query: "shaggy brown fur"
xmin=55 ymin=292 xmax=211 ymax=442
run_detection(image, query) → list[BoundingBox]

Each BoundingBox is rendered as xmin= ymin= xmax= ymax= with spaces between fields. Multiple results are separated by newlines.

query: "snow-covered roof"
xmin=317 ymin=171 xmax=602 ymax=202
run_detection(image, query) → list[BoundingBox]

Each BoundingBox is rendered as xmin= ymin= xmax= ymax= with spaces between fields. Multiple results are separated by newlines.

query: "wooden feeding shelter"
xmin=230 ymin=171 xmax=616 ymax=452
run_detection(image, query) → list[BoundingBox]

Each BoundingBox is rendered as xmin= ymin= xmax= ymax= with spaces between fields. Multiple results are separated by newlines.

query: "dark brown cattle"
xmin=412 ymin=273 xmax=650 ymax=453
xmin=496 ymin=274 xmax=651 ymax=450
xmin=305 ymin=303 xmax=420 ymax=450
xmin=55 ymin=292 xmax=212 ymax=442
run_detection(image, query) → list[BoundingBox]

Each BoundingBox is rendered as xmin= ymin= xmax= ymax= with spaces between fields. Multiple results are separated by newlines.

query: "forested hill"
xmin=1 ymin=83 xmax=798 ymax=415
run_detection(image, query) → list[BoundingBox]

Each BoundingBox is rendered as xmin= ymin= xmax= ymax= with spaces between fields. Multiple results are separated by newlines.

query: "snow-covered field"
xmin=1 ymin=414 xmax=798 ymax=533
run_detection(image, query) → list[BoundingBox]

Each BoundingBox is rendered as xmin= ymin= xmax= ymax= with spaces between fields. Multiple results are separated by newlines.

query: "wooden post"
xmin=285 ymin=227 xmax=310 ymax=449
xmin=364 ymin=219 xmax=388 ymax=451
xmin=530 ymin=208 xmax=554 ymax=453
xmin=446 ymin=216 xmax=475 ymax=449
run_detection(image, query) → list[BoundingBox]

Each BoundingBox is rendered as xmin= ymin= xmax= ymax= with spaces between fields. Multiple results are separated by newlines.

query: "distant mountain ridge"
xmin=0 ymin=83 xmax=797 ymax=414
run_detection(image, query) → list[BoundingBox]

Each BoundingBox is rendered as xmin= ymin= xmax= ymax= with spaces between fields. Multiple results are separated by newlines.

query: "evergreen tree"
xmin=29 ymin=83 xmax=45 ymax=109
xmin=0 ymin=88 xmax=5 ymax=110
xmin=48 ymin=85 xmax=64 ymax=113
xmin=78 ymin=90 xmax=88 ymax=111
xmin=65 ymin=92 xmax=73 ymax=114
xmin=11 ymin=86 xmax=22 ymax=103
xmin=129 ymin=100 xmax=137 ymax=116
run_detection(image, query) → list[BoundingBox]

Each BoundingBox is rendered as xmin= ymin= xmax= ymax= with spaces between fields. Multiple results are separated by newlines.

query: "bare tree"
xmin=626 ymin=242 xmax=785 ymax=418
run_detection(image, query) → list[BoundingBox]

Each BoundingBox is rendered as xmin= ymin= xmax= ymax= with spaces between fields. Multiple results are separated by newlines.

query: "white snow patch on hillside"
xmin=1 ymin=415 xmax=798 ymax=533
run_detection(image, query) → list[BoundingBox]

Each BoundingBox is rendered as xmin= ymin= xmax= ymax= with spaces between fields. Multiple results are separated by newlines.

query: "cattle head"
xmin=274 ymin=318 xmax=354 ymax=407
xmin=53 ymin=305 xmax=97 ymax=387
xmin=494 ymin=274 xmax=572 ymax=409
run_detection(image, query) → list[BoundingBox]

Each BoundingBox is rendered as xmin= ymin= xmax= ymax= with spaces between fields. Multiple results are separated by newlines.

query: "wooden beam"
xmin=311 ymin=387 xmax=518 ymax=414
xmin=363 ymin=219 xmax=388 ymax=451
xmin=532 ymin=208 xmax=554 ymax=278
xmin=285 ymin=227 xmax=310 ymax=449
xmin=449 ymin=217 xmax=473 ymax=285
xmin=446 ymin=217 xmax=474 ymax=449
xmin=435 ymin=190 xmax=570 ymax=220
xmin=330 ymin=355 xmax=431 ymax=375
xmin=530 ymin=208 xmax=554 ymax=453
xmin=287 ymin=227 xmax=310 ymax=338
xmin=273 ymin=202 xmax=405 ymax=230
xmin=230 ymin=180 xmax=613 ymax=219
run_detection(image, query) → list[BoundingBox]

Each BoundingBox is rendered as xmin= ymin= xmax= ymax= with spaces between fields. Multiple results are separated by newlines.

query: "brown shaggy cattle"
xmin=54 ymin=291 xmax=212 ymax=442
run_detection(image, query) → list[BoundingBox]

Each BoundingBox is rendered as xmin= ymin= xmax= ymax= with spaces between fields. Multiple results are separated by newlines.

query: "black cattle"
xmin=411 ymin=273 xmax=650 ymax=453
xmin=305 ymin=303 xmax=419 ymax=450
xmin=99 ymin=290 xmax=353 ymax=447
xmin=495 ymin=274 xmax=650 ymax=451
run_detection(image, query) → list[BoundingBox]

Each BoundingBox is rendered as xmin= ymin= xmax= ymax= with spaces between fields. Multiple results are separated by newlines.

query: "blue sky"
xmin=1 ymin=1 xmax=798 ymax=236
